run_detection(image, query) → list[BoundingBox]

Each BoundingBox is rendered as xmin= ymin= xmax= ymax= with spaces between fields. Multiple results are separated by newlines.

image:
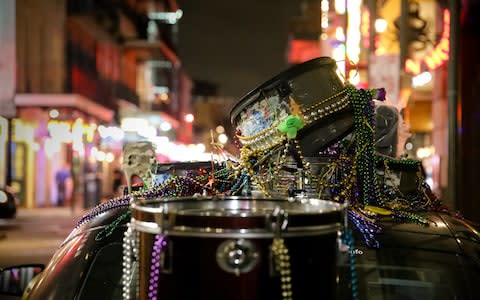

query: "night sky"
xmin=177 ymin=0 xmax=300 ymax=99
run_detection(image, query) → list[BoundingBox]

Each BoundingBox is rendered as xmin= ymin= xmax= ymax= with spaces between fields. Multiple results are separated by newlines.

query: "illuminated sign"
xmin=405 ymin=9 xmax=450 ymax=75
xmin=361 ymin=9 xmax=370 ymax=48
xmin=287 ymin=39 xmax=321 ymax=64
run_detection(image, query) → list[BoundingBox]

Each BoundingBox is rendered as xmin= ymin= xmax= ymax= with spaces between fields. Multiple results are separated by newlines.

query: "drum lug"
xmin=269 ymin=206 xmax=289 ymax=239
xmin=216 ymin=239 xmax=259 ymax=276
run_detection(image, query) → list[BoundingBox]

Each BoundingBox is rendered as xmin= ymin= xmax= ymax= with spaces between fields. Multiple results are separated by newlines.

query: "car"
xmin=0 ymin=187 xmax=18 ymax=219
xmin=1 ymin=194 xmax=479 ymax=300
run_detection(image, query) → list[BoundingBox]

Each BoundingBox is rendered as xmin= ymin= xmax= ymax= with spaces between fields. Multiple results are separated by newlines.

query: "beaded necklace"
xmin=122 ymin=222 xmax=139 ymax=300
xmin=233 ymin=83 xmax=449 ymax=249
xmin=233 ymin=84 xmax=377 ymax=199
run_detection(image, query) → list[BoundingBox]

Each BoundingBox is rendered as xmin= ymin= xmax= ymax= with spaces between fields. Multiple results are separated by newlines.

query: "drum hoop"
xmin=152 ymin=161 xmax=214 ymax=174
xmin=131 ymin=196 xmax=346 ymax=215
xmin=229 ymin=57 xmax=339 ymax=123
xmin=131 ymin=218 xmax=342 ymax=238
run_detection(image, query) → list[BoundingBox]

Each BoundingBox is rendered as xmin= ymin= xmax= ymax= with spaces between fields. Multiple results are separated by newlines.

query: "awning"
xmin=14 ymin=93 xmax=114 ymax=123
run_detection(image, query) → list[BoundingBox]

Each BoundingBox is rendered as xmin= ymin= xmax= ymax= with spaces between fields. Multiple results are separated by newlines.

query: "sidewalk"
xmin=16 ymin=206 xmax=88 ymax=219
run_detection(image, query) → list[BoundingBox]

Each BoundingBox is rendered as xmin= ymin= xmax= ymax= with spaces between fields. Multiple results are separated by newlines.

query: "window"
xmin=78 ymin=243 xmax=124 ymax=300
xmin=337 ymin=247 xmax=477 ymax=299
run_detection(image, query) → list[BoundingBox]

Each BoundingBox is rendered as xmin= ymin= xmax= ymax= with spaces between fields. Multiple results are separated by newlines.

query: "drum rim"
xmin=131 ymin=217 xmax=343 ymax=237
xmin=152 ymin=161 xmax=216 ymax=173
xmin=131 ymin=196 xmax=346 ymax=215
xmin=229 ymin=56 xmax=339 ymax=124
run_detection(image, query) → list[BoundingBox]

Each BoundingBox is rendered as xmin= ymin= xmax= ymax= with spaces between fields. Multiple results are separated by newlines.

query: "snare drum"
xmin=129 ymin=197 xmax=345 ymax=300
xmin=229 ymin=57 xmax=355 ymax=198
xmin=151 ymin=161 xmax=214 ymax=186
xmin=230 ymin=56 xmax=353 ymax=157
xmin=149 ymin=161 xmax=235 ymax=196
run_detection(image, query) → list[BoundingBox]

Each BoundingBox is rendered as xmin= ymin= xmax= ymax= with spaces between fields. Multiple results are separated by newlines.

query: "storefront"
xmin=13 ymin=94 xmax=114 ymax=208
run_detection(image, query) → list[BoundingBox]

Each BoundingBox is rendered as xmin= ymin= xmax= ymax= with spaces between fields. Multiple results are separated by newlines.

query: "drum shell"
xmin=230 ymin=57 xmax=353 ymax=156
xmin=136 ymin=230 xmax=338 ymax=300
xmin=151 ymin=161 xmax=214 ymax=186
xmin=131 ymin=197 xmax=345 ymax=300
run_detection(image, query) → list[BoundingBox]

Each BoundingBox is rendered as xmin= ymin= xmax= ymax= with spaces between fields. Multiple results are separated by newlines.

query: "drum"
xmin=274 ymin=156 xmax=339 ymax=198
xmin=230 ymin=56 xmax=353 ymax=157
xmin=151 ymin=161 xmax=215 ymax=186
xmin=229 ymin=57 xmax=355 ymax=198
xmin=129 ymin=197 xmax=345 ymax=300
xmin=149 ymin=161 xmax=235 ymax=196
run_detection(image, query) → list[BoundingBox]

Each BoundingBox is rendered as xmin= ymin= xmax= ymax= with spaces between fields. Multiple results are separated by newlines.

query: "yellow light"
xmin=346 ymin=0 xmax=362 ymax=64
xmin=196 ymin=143 xmax=206 ymax=153
xmin=159 ymin=93 xmax=169 ymax=101
xmin=335 ymin=0 xmax=346 ymax=14
xmin=404 ymin=10 xmax=451 ymax=75
xmin=411 ymin=72 xmax=432 ymax=88
xmin=361 ymin=10 xmax=370 ymax=46
xmin=374 ymin=19 xmax=388 ymax=33
xmin=84 ymin=123 xmax=97 ymax=143
xmin=335 ymin=27 xmax=345 ymax=42
xmin=215 ymin=125 xmax=225 ymax=134
xmin=416 ymin=146 xmax=435 ymax=159
xmin=348 ymin=70 xmax=360 ymax=85
xmin=321 ymin=0 xmax=329 ymax=29
xmin=184 ymin=114 xmax=194 ymax=123
xmin=405 ymin=58 xmax=421 ymax=75
xmin=218 ymin=133 xmax=228 ymax=144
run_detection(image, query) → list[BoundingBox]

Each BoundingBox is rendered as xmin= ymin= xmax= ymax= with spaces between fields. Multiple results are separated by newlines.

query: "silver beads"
xmin=122 ymin=223 xmax=139 ymax=300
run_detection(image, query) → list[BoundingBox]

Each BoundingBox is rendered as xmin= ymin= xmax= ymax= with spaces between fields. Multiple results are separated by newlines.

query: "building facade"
xmin=1 ymin=0 xmax=192 ymax=208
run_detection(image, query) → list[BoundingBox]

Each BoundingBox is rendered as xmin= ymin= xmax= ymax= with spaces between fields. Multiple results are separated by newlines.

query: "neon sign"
xmin=405 ymin=9 xmax=450 ymax=75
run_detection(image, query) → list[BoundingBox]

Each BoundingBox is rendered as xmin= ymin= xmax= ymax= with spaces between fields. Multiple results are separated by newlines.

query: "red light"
xmin=287 ymin=39 xmax=321 ymax=64
xmin=404 ymin=10 xmax=450 ymax=75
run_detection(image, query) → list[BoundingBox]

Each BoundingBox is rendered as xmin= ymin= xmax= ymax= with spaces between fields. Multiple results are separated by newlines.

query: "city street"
xmin=0 ymin=207 xmax=88 ymax=268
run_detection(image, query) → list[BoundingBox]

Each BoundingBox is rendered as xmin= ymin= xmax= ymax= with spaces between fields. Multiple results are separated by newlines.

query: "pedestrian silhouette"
xmin=55 ymin=163 xmax=73 ymax=207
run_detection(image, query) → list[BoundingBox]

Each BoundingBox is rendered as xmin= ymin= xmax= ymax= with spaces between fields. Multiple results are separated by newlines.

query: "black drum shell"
xmin=131 ymin=197 xmax=345 ymax=300
xmin=138 ymin=231 xmax=338 ymax=300
xmin=230 ymin=57 xmax=354 ymax=156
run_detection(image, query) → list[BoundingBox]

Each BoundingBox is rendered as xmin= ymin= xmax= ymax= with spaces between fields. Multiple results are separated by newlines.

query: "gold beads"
xmin=271 ymin=238 xmax=293 ymax=300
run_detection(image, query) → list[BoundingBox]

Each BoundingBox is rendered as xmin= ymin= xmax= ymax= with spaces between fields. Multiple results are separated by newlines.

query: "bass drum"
xmin=129 ymin=196 xmax=345 ymax=300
